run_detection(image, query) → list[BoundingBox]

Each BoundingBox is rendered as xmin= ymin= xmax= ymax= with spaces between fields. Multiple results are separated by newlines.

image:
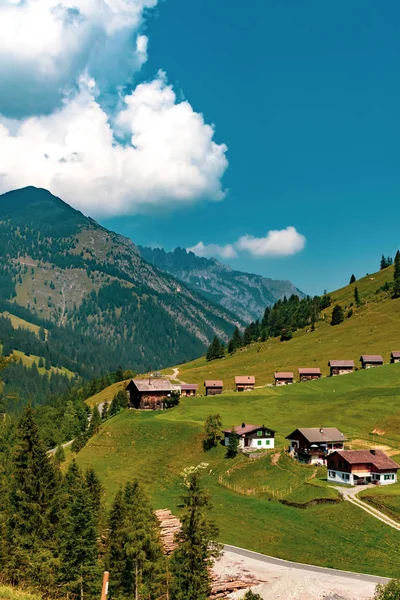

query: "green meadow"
xmin=78 ymin=364 xmax=400 ymax=578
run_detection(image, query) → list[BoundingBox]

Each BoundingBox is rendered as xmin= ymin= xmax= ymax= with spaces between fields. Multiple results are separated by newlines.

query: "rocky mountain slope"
xmin=138 ymin=246 xmax=304 ymax=322
xmin=0 ymin=187 xmax=242 ymax=375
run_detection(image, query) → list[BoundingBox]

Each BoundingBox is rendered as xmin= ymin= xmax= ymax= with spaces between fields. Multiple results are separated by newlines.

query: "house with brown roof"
xmin=235 ymin=376 xmax=255 ymax=392
xmin=286 ymin=427 xmax=347 ymax=464
xmin=390 ymin=352 xmax=400 ymax=364
xmin=360 ymin=355 xmax=384 ymax=369
xmin=327 ymin=449 xmax=399 ymax=486
xmin=204 ymin=380 xmax=223 ymax=396
xmin=223 ymin=423 xmax=275 ymax=450
xmin=328 ymin=360 xmax=355 ymax=376
xmin=274 ymin=372 xmax=294 ymax=386
xmin=126 ymin=378 xmax=174 ymax=410
xmin=180 ymin=384 xmax=199 ymax=397
xmin=298 ymin=368 xmax=321 ymax=382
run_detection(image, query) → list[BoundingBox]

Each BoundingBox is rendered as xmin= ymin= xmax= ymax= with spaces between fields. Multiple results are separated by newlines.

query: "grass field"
xmin=11 ymin=350 xmax=76 ymax=379
xmin=77 ymin=364 xmax=400 ymax=578
xmin=359 ymin=483 xmax=400 ymax=523
xmin=167 ymin=266 xmax=400 ymax=390
xmin=85 ymin=380 xmax=130 ymax=408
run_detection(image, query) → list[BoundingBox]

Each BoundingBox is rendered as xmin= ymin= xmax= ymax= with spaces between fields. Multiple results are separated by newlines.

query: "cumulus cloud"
xmin=188 ymin=226 xmax=306 ymax=260
xmin=188 ymin=242 xmax=238 ymax=259
xmin=0 ymin=73 xmax=228 ymax=216
xmin=0 ymin=0 xmax=157 ymax=117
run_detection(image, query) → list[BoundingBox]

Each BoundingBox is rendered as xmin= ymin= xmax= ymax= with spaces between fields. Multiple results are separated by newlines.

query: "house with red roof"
xmin=390 ymin=352 xmax=400 ymax=364
xmin=286 ymin=427 xmax=347 ymax=464
xmin=274 ymin=371 xmax=294 ymax=386
xmin=328 ymin=360 xmax=355 ymax=376
xmin=235 ymin=376 xmax=255 ymax=392
xmin=298 ymin=367 xmax=321 ymax=382
xmin=223 ymin=423 xmax=275 ymax=450
xmin=180 ymin=384 xmax=198 ymax=397
xmin=126 ymin=378 xmax=174 ymax=410
xmin=327 ymin=449 xmax=398 ymax=485
xmin=204 ymin=380 xmax=223 ymax=396
xmin=360 ymin=355 xmax=384 ymax=369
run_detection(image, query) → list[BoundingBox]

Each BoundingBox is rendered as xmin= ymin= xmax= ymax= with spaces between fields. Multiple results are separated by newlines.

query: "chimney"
xmin=370 ymin=449 xmax=376 ymax=455
xmin=241 ymin=422 xmax=245 ymax=428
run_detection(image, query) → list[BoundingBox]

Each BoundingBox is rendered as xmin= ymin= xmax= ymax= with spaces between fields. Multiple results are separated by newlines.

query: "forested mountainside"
xmin=0 ymin=187 xmax=242 ymax=378
xmin=138 ymin=246 xmax=304 ymax=322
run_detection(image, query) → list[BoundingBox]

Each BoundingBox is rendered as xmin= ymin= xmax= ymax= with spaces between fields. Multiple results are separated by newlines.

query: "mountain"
xmin=0 ymin=187 xmax=243 ymax=377
xmin=138 ymin=246 xmax=304 ymax=323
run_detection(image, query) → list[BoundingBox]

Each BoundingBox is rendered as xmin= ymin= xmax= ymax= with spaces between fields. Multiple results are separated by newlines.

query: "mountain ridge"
xmin=138 ymin=245 xmax=305 ymax=322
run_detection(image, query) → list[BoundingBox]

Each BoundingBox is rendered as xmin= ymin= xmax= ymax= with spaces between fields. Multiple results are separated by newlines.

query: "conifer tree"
xmin=85 ymin=467 xmax=103 ymax=522
xmin=380 ymin=255 xmax=387 ymax=270
xmin=88 ymin=405 xmax=101 ymax=438
xmin=393 ymin=250 xmax=400 ymax=298
xmin=203 ymin=414 xmax=222 ymax=451
xmin=171 ymin=472 xmax=220 ymax=600
xmin=101 ymin=401 xmax=109 ymax=420
xmin=5 ymin=404 xmax=60 ymax=588
xmin=107 ymin=481 xmax=165 ymax=600
xmin=354 ymin=286 xmax=361 ymax=306
xmin=226 ymin=428 xmax=240 ymax=458
xmin=349 ymin=274 xmax=356 ymax=284
xmin=54 ymin=443 xmax=66 ymax=465
xmin=58 ymin=461 xmax=101 ymax=600
xmin=330 ymin=305 xmax=344 ymax=326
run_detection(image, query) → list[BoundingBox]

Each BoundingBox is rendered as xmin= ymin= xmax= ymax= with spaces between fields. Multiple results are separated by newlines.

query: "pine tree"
xmin=85 ymin=467 xmax=103 ymax=522
xmin=88 ymin=405 xmax=101 ymax=438
xmin=101 ymin=401 xmax=109 ymax=420
xmin=54 ymin=443 xmax=66 ymax=465
xmin=380 ymin=255 xmax=387 ymax=270
xmin=107 ymin=481 xmax=165 ymax=600
xmin=226 ymin=428 xmax=240 ymax=458
xmin=38 ymin=356 xmax=44 ymax=368
xmin=349 ymin=274 xmax=356 ymax=284
xmin=5 ymin=404 xmax=60 ymax=589
xmin=203 ymin=414 xmax=222 ymax=451
xmin=171 ymin=472 xmax=220 ymax=600
xmin=232 ymin=327 xmax=243 ymax=350
xmin=206 ymin=337 xmax=224 ymax=361
xmin=58 ymin=461 xmax=101 ymax=600
xmin=330 ymin=305 xmax=344 ymax=326
xmin=393 ymin=250 xmax=400 ymax=298
xmin=354 ymin=286 xmax=361 ymax=306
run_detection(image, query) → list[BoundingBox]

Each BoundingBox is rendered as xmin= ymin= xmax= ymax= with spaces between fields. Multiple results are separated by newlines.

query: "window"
xmin=329 ymin=471 xmax=336 ymax=478
xmin=265 ymin=440 xmax=270 ymax=445
xmin=384 ymin=474 xmax=394 ymax=481
xmin=257 ymin=430 xmax=263 ymax=437
xmin=344 ymin=473 xmax=349 ymax=480
xmin=257 ymin=440 xmax=262 ymax=446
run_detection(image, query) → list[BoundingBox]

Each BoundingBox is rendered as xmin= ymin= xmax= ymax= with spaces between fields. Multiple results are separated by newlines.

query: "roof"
xmin=274 ymin=371 xmax=294 ymax=379
xmin=180 ymin=384 xmax=199 ymax=390
xmin=360 ymin=355 xmax=384 ymax=363
xmin=298 ymin=368 xmax=321 ymax=375
xmin=204 ymin=380 xmax=223 ymax=388
xmin=328 ymin=360 xmax=355 ymax=368
xmin=223 ymin=423 xmax=275 ymax=436
xmin=128 ymin=378 xmax=174 ymax=392
xmin=286 ymin=427 xmax=347 ymax=443
xmin=391 ymin=351 xmax=400 ymax=359
xmin=235 ymin=376 xmax=255 ymax=385
xmin=331 ymin=450 xmax=399 ymax=471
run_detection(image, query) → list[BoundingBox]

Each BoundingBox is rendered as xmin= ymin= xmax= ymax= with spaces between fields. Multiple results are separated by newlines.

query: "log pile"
xmin=155 ymin=509 xmax=259 ymax=598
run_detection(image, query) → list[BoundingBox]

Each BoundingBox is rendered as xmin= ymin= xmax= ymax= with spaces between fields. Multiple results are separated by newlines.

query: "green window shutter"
xmin=266 ymin=440 xmax=270 ymax=445
xmin=258 ymin=440 xmax=262 ymax=446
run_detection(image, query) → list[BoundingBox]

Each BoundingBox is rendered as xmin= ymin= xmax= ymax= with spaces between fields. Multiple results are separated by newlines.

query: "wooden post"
xmin=101 ymin=571 xmax=109 ymax=600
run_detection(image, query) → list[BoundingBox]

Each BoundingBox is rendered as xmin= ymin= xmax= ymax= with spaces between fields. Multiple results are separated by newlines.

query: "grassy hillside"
xmin=77 ymin=365 xmax=400 ymax=578
xmin=0 ymin=311 xmax=48 ymax=339
xmin=170 ymin=266 xmax=400 ymax=390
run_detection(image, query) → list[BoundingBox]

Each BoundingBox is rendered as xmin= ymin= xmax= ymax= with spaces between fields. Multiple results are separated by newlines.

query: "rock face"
xmin=139 ymin=246 xmax=304 ymax=323
xmin=0 ymin=187 xmax=242 ymax=376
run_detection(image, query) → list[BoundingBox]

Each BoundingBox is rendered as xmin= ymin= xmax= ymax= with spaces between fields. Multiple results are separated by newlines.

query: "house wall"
xmin=327 ymin=469 xmax=353 ymax=484
xmin=275 ymin=379 xmax=293 ymax=386
xmin=236 ymin=384 xmax=255 ymax=392
xmin=391 ymin=358 xmax=400 ymax=364
xmin=373 ymin=471 xmax=397 ymax=485
xmin=223 ymin=434 xmax=275 ymax=449
xmin=181 ymin=389 xmax=197 ymax=397
xmin=299 ymin=374 xmax=321 ymax=381
xmin=362 ymin=362 xmax=383 ymax=369
xmin=330 ymin=367 xmax=354 ymax=376
xmin=206 ymin=387 xmax=223 ymax=396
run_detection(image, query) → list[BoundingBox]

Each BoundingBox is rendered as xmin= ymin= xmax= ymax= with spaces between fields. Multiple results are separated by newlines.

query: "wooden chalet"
xmin=180 ymin=384 xmax=198 ymax=397
xmin=126 ymin=378 xmax=174 ymax=410
xmin=390 ymin=352 xmax=400 ymax=364
xmin=328 ymin=360 xmax=355 ymax=376
xmin=286 ymin=427 xmax=347 ymax=464
xmin=298 ymin=367 xmax=321 ymax=382
xmin=235 ymin=376 xmax=255 ymax=392
xmin=360 ymin=355 xmax=384 ymax=369
xmin=327 ymin=449 xmax=399 ymax=486
xmin=274 ymin=371 xmax=294 ymax=386
xmin=223 ymin=423 xmax=275 ymax=451
xmin=204 ymin=380 xmax=223 ymax=396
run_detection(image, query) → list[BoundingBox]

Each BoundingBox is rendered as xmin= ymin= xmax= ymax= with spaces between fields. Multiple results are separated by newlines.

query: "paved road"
xmin=224 ymin=544 xmax=390 ymax=585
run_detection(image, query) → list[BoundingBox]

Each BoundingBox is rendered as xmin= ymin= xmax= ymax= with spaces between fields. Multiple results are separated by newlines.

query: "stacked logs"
xmin=155 ymin=509 xmax=258 ymax=599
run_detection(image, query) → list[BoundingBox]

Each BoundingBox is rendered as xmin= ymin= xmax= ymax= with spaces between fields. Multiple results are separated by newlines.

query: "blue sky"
xmin=0 ymin=1 xmax=399 ymax=295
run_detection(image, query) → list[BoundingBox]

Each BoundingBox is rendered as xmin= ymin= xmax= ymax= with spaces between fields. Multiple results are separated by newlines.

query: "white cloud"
xmin=188 ymin=242 xmax=237 ymax=259
xmin=0 ymin=72 xmax=228 ymax=216
xmin=236 ymin=226 xmax=306 ymax=257
xmin=188 ymin=226 xmax=306 ymax=260
xmin=0 ymin=0 xmax=157 ymax=117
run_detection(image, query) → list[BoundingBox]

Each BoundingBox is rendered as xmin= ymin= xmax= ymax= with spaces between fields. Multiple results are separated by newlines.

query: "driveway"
xmin=335 ymin=484 xmax=400 ymax=531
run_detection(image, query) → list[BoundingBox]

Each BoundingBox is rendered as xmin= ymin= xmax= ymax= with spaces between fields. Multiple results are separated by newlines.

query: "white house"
xmin=223 ymin=423 xmax=275 ymax=450
xmin=327 ymin=449 xmax=399 ymax=486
